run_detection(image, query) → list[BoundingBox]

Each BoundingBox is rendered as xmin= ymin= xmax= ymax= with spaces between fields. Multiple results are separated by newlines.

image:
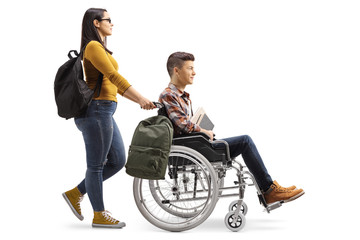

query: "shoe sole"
xmin=283 ymin=190 xmax=305 ymax=203
xmin=92 ymin=222 xmax=126 ymax=228
xmin=62 ymin=193 xmax=84 ymax=221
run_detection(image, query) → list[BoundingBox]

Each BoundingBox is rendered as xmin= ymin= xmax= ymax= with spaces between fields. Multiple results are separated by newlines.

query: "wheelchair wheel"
xmin=133 ymin=145 xmax=219 ymax=232
xmin=224 ymin=211 xmax=246 ymax=232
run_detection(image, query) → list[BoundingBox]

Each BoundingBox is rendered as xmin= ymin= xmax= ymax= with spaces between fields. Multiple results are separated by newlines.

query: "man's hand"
xmin=201 ymin=129 xmax=214 ymax=141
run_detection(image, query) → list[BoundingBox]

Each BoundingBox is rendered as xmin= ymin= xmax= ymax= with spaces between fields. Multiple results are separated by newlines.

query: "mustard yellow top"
xmin=83 ymin=41 xmax=131 ymax=102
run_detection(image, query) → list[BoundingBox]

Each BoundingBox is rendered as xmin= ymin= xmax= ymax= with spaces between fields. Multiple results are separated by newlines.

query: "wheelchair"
xmin=132 ymin=104 xmax=284 ymax=232
xmin=132 ymin=132 xmax=285 ymax=232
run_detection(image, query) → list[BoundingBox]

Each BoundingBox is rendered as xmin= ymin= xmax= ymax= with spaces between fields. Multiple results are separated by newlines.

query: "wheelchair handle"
xmin=152 ymin=102 xmax=164 ymax=109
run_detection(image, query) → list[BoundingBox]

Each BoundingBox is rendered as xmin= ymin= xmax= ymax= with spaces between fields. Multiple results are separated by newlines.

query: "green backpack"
xmin=125 ymin=115 xmax=173 ymax=179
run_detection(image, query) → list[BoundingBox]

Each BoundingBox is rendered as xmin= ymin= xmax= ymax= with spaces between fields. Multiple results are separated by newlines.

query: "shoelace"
xmin=102 ymin=211 xmax=118 ymax=223
xmin=272 ymin=184 xmax=292 ymax=193
xmin=77 ymin=195 xmax=84 ymax=208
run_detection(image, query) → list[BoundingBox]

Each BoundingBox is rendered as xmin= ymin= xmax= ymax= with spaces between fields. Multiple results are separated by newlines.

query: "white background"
xmin=1 ymin=0 xmax=359 ymax=239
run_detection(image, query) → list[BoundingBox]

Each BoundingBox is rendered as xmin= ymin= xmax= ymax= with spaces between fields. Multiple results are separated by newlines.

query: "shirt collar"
xmin=168 ymin=82 xmax=190 ymax=99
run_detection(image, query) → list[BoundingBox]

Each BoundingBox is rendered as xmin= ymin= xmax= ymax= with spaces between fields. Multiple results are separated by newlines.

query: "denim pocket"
xmin=74 ymin=117 xmax=86 ymax=131
xmin=94 ymin=100 xmax=116 ymax=116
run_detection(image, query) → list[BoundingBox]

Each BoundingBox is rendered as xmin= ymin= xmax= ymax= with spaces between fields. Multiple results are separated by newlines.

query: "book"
xmin=191 ymin=107 xmax=214 ymax=130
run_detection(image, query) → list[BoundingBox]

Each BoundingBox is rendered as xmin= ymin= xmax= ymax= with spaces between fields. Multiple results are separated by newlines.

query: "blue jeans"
xmin=214 ymin=135 xmax=273 ymax=191
xmin=74 ymin=100 xmax=126 ymax=212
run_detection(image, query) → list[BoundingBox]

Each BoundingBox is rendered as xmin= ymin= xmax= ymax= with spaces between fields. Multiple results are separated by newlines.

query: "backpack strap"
xmin=80 ymin=42 xmax=107 ymax=98
xmin=93 ymin=73 xmax=103 ymax=98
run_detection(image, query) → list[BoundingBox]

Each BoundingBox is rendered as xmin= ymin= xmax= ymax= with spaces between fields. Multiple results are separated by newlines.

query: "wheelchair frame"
xmin=133 ymin=133 xmax=284 ymax=232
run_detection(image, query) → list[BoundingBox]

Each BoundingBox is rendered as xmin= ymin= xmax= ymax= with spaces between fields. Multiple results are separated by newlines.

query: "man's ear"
xmin=93 ymin=19 xmax=100 ymax=28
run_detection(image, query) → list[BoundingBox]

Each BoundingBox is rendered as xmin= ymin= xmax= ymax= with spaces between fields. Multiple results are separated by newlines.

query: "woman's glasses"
xmin=99 ymin=18 xmax=111 ymax=24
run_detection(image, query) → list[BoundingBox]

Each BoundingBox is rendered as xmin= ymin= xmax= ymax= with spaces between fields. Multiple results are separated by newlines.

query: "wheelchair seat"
xmin=172 ymin=132 xmax=232 ymax=166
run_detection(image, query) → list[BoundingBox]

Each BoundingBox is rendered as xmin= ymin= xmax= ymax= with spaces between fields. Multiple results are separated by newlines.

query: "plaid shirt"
xmin=159 ymin=83 xmax=201 ymax=136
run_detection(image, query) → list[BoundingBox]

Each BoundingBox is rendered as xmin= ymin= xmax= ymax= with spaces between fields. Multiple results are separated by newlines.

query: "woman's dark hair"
xmin=80 ymin=8 xmax=112 ymax=56
xmin=166 ymin=52 xmax=195 ymax=77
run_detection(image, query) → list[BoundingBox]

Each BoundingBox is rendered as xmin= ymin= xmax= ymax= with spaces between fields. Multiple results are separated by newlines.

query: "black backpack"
xmin=54 ymin=49 xmax=103 ymax=119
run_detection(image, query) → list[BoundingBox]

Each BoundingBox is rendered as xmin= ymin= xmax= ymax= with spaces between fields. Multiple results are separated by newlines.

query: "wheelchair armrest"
xmin=174 ymin=131 xmax=210 ymax=140
xmin=211 ymin=139 xmax=231 ymax=162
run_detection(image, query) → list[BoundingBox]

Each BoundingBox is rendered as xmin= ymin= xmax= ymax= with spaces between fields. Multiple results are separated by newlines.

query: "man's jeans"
xmin=214 ymin=135 xmax=273 ymax=191
xmin=74 ymin=100 xmax=126 ymax=212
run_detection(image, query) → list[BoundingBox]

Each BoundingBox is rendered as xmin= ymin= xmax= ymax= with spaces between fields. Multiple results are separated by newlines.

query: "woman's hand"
xmin=139 ymin=98 xmax=156 ymax=110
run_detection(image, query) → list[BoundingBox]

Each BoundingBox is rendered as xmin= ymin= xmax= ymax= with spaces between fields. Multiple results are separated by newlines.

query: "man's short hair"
xmin=167 ymin=52 xmax=195 ymax=77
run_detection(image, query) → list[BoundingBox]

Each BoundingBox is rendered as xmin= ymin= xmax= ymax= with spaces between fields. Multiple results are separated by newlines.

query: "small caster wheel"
xmin=224 ymin=211 xmax=246 ymax=232
xmin=228 ymin=200 xmax=248 ymax=216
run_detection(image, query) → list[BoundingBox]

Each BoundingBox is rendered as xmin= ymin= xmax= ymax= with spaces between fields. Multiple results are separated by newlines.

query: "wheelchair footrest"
xmin=257 ymin=193 xmax=267 ymax=206
xmin=263 ymin=201 xmax=284 ymax=213
xmin=257 ymin=193 xmax=284 ymax=213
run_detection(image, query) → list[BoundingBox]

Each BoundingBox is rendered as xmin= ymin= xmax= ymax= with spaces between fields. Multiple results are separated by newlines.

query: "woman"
xmin=62 ymin=8 xmax=155 ymax=228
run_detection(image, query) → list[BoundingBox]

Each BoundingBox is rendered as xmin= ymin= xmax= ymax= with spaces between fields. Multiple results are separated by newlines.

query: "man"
xmin=159 ymin=52 xmax=304 ymax=204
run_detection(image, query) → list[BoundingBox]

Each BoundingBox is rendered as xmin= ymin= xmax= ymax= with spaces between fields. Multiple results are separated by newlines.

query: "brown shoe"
xmin=264 ymin=181 xmax=304 ymax=204
xmin=273 ymin=180 xmax=296 ymax=190
xmin=62 ymin=187 xmax=84 ymax=221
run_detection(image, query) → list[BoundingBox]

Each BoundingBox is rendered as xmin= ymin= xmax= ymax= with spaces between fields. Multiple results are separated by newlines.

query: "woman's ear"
xmin=93 ymin=19 xmax=100 ymax=28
